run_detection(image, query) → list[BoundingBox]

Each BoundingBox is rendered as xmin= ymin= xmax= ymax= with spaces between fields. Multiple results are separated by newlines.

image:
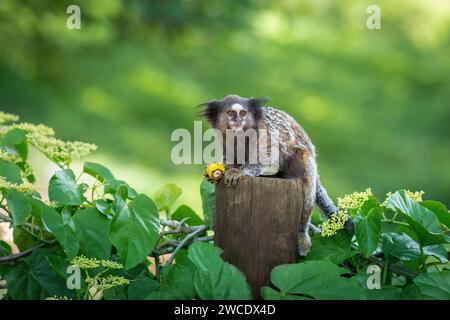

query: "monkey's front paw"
xmin=223 ymin=169 xmax=244 ymax=187
xmin=297 ymin=232 xmax=311 ymax=257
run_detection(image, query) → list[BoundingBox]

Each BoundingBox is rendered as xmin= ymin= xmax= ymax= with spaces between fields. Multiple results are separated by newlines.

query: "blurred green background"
xmin=0 ymin=0 xmax=449 ymax=212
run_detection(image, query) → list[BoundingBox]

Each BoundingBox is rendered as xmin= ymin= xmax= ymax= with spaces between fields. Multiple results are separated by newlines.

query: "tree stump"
xmin=214 ymin=176 xmax=304 ymax=299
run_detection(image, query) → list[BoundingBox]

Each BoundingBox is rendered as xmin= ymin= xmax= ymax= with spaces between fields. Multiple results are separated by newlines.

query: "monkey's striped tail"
xmin=315 ymin=180 xmax=337 ymax=218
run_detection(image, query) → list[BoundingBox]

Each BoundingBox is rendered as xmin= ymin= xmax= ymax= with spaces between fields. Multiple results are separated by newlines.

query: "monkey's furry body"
xmin=202 ymin=95 xmax=339 ymax=256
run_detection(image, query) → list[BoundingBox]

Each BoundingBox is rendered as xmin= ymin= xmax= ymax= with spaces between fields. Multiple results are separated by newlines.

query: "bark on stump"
xmin=214 ymin=176 xmax=304 ymax=299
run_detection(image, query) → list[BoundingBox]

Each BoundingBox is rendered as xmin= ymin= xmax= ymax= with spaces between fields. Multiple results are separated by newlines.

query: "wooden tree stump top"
xmin=214 ymin=176 xmax=304 ymax=299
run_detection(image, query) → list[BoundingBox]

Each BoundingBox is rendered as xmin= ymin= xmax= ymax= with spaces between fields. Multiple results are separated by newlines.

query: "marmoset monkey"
xmin=201 ymin=94 xmax=349 ymax=256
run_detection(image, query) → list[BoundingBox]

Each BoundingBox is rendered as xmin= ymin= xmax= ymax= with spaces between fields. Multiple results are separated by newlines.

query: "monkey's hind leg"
xmin=296 ymin=150 xmax=318 ymax=256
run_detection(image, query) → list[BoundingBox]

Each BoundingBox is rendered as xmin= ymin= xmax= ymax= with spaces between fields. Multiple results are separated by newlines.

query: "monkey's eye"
xmin=239 ymin=110 xmax=247 ymax=117
xmin=226 ymin=110 xmax=235 ymax=117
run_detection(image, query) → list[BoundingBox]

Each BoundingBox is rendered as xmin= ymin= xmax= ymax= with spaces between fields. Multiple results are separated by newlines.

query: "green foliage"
xmin=0 ymin=117 xmax=448 ymax=301
xmin=188 ymin=242 xmax=252 ymax=300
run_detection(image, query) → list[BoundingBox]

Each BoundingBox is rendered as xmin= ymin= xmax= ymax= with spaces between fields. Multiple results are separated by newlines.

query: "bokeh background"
xmin=0 ymin=0 xmax=449 ymax=212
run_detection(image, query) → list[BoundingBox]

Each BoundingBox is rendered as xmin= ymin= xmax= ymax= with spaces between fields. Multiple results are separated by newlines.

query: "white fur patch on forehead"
xmin=231 ymin=103 xmax=244 ymax=112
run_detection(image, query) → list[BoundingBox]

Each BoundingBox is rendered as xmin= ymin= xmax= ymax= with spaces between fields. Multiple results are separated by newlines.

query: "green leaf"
xmin=146 ymin=259 xmax=196 ymax=300
xmin=200 ymin=180 xmax=215 ymax=228
xmin=83 ymin=162 xmax=115 ymax=182
xmin=109 ymin=190 xmax=160 ymax=269
xmin=360 ymin=196 xmax=382 ymax=215
xmin=366 ymin=286 xmax=403 ymax=300
xmin=153 ymin=183 xmax=182 ymax=213
xmin=381 ymin=232 xmax=421 ymax=261
xmin=95 ymin=199 xmax=113 ymax=216
xmin=172 ymin=205 xmax=204 ymax=226
xmin=83 ymin=162 xmax=137 ymax=199
xmin=387 ymin=191 xmax=448 ymax=246
xmin=49 ymin=169 xmax=86 ymax=207
xmin=0 ymin=159 xmax=22 ymax=184
xmin=128 ymin=276 xmax=159 ymax=300
xmin=188 ymin=242 xmax=252 ymax=300
xmin=423 ymin=245 xmax=448 ymax=263
xmin=420 ymin=200 xmax=450 ymax=229
xmin=413 ymin=271 xmax=450 ymax=300
xmin=6 ymin=189 xmax=32 ymax=226
xmin=0 ymin=241 xmax=12 ymax=277
xmin=305 ymin=231 xmax=353 ymax=264
xmin=73 ymin=208 xmax=112 ymax=260
xmin=30 ymin=199 xmax=79 ymax=259
xmin=0 ymin=129 xmax=28 ymax=160
xmin=355 ymin=207 xmax=382 ymax=257
xmin=267 ymin=261 xmax=366 ymax=300
xmin=6 ymin=249 xmax=76 ymax=299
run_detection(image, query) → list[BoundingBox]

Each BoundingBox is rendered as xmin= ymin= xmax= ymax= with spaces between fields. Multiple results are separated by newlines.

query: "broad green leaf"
xmin=188 ymin=242 xmax=252 ymax=300
xmin=366 ymin=286 xmax=403 ymax=300
xmin=7 ymin=189 xmax=32 ymax=226
xmin=0 ymin=159 xmax=22 ymax=184
xmin=128 ymin=276 xmax=159 ymax=300
xmin=109 ymin=190 xmax=160 ymax=269
xmin=49 ymin=169 xmax=86 ymax=207
xmin=423 ymin=245 xmax=448 ymax=263
xmin=355 ymin=207 xmax=382 ymax=257
xmin=83 ymin=162 xmax=137 ymax=199
xmin=153 ymin=183 xmax=182 ymax=213
xmin=0 ymin=241 xmax=12 ymax=277
xmin=146 ymin=259 xmax=196 ymax=300
xmin=13 ymin=227 xmax=37 ymax=251
xmin=83 ymin=162 xmax=115 ymax=182
xmin=73 ymin=208 xmax=112 ymax=260
xmin=172 ymin=205 xmax=204 ymax=226
xmin=268 ymin=261 xmax=366 ymax=300
xmin=5 ymin=249 xmax=76 ymax=299
xmin=398 ymin=284 xmax=422 ymax=300
xmin=200 ymin=180 xmax=215 ymax=228
xmin=95 ymin=199 xmax=113 ymax=216
xmin=420 ymin=200 xmax=450 ymax=228
xmin=0 ymin=129 xmax=28 ymax=160
xmin=381 ymin=232 xmax=421 ymax=261
xmin=30 ymin=199 xmax=79 ymax=259
xmin=413 ymin=271 xmax=450 ymax=300
xmin=387 ymin=191 xmax=448 ymax=246
xmin=360 ymin=196 xmax=382 ymax=215
xmin=305 ymin=231 xmax=353 ymax=264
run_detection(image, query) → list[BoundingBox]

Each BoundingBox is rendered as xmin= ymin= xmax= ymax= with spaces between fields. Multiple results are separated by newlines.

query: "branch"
xmin=162 ymin=226 xmax=208 ymax=269
xmin=0 ymin=242 xmax=46 ymax=264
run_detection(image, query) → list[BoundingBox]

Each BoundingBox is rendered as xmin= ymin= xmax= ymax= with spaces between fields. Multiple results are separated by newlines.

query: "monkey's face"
xmin=222 ymin=103 xmax=253 ymax=132
xmin=201 ymin=95 xmax=268 ymax=134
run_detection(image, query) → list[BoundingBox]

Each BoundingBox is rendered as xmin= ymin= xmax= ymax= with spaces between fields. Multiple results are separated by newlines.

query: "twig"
xmin=367 ymin=255 xmax=419 ymax=279
xmin=0 ymin=242 xmax=46 ymax=264
xmin=162 ymin=226 xmax=208 ymax=271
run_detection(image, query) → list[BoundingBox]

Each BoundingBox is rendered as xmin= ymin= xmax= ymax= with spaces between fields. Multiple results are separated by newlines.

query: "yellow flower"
xmin=86 ymin=275 xmax=129 ymax=291
xmin=382 ymin=190 xmax=425 ymax=206
xmin=101 ymin=260 xmax=124 ymax=269
xmin=206 ymin=163 xmax=225 ymax=180
xmin=337 ymin=188 xmax=373 ymax=210
xmin=0 ymin=150 xmax=21 ymax=163
xmin=0 ymin=111 xmax=19 ymax=124
xmin=71 ymin=255 xmax=100 ymax=269
xmin=0 ymin=176 xmax=35 ymax=194
xmin=320 ymin=210 xmax=350 ymax=237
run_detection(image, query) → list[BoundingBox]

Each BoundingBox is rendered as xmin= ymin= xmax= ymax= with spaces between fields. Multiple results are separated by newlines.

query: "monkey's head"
xmin=200 ymin=95 xmax=268 ymax=133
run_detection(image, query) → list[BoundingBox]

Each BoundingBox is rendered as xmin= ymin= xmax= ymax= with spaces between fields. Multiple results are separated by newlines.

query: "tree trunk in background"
xmin=214 ymin=176 xmax=304 ymax=299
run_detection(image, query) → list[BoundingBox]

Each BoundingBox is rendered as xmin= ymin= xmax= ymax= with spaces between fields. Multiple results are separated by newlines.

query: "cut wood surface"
xmin=214 ymin=176 xmax=304 ymax=299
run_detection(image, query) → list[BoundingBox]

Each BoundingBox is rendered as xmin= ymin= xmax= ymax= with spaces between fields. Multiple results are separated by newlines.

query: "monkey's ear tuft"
xmin=249 ymin=97 xmax=270 ymax=108
xmin=197 ymin=99 xmax=222 ymax=125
